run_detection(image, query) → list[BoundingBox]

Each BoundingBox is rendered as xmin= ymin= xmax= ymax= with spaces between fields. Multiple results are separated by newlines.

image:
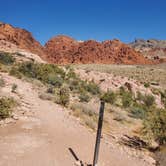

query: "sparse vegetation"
xmin=0 ymin=52 xmax=15 ymax=65
xmin=78 ymin=91 xmax=91 ymax=102
xmin=0 ymin=77 xmax=5 ymax=87
xmin=101 ymin=90 xmax=116 ymax=104
xmin=143 ymin=108 xmax=166 ymax=145
xmin=70 ymin=102 xmax=98 ymax=130
xmin=129 ymin=104 xmax=147 ymax=119
xmin=55 ymin=86 xmax=70 ymax=106
xmin=143 ymin=95 xmax=155 ymax=107
xmin=74 ymin=64 xmax=166 ymax=89
xmin=0 ymin=97 xmax=16 ymax=119
xmin=121 ymin=91 xmax=133 ymax=108
xmin=144 ymin=82 xmax=150 ymax=88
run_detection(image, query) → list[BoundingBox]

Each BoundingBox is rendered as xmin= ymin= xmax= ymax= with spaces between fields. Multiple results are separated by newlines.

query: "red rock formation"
xmin=0 ymin=23 xmax=45 ymax=58
xmin=44 ymin=36 xmax=152 ymax=64
xmin=0 ymin=23 xmax=153 ymax=64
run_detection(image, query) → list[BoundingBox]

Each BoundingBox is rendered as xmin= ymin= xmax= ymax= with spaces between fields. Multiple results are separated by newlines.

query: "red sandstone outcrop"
xmin=44 ymin=36 xmax=152 ymax=64
xmin=0 ymin=23 xmax=45 ymax=58
xmin=0 ymin=23 xmax=153 ymax=64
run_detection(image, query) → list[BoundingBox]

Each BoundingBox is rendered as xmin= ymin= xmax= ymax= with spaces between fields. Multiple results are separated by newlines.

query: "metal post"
xmin=93 ymin=101 xmax=105 ymax=166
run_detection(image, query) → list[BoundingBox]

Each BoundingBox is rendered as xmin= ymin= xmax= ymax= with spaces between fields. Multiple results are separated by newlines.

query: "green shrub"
xmin=47 ymin=74 xmax=63 ymax=87
xmin=84 ymin=81 xmax=100 ymax=95
xmin=119 ymin=86 xmax=125 ymax=96
xmin=144 ymin=82 xmax=150 ymax=88
xmin=56 ymin=86 xmax=70 ymax=106
xmin=130 ymin=104 xmax=147 ymax=119
xmin=79 ymin=91 xmax=91 ymax=102
xmin=65 ymin=67 xmax=77 ymax=79
xmin=121 ymin=91 xmax=133 ymax=108
xmin=10 ymin=62 xmax=66 ymax=85
xmin=143 ymin=95 xmax=155 ymax=107
xmin=143 ymin=108 xmax=166 ymax=145
xmin=0 ymin=77 xmax=5 ymax=87
xmin=0 ymin=97 xmax=16 ymax=119
xmin=71 ymin=103 xmax=97 ymax=117
xmin=9 ymin=67 xmax=22 ymax=79
xmin=0 ymin=52 xmax=15 ymax=65
xmin=101 ymin=90 xmax=116 ymax=104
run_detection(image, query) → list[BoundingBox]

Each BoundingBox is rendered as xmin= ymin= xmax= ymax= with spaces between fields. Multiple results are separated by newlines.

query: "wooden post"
xmin=93 ymin=101 xmax=105 ymax=166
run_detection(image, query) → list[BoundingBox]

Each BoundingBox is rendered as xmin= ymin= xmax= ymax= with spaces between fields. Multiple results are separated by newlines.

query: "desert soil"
xmin=0 ymin=73 xmax=154 ymax=166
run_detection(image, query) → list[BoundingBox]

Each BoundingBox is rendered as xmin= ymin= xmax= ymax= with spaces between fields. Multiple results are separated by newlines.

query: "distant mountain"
xmin=44 ymin=36 xmax=152 ymax=64
xmin=0 ymin=23 xmax=154 ymax=64
xmin=130 ymin=39 xmax=166 ymax=62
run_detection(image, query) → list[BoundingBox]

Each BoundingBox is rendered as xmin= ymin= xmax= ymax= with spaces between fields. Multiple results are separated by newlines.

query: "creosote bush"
xmin=55 ymin=86 xmax=70 ymax=106
xmin=0 ymin=77 xmax=5 ymax=87
xmin=121 ymin=91 xmax=133 ymax=108
xmin=143 ymin=95 xmax=155 ymax=107
xmin=0 ymin=97 xmax=16 ymax=119
xmin=143 ymin=108 xmax=166 ymax=145
xmin=0 ymin=52 xmax=15 ymax=65
xmin=78 ymin=91 xmax=91 ymax=102
xmin=101 ymin=90 xmax=116 ymax=104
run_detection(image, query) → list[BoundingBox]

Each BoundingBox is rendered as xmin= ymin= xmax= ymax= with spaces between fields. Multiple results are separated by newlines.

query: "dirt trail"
xmin=0 ymin=74 xmax=153 ymax=166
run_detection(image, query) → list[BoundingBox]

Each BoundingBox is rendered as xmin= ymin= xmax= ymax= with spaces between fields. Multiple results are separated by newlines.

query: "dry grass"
xmin=74 ymin=64 xmax=166 ymax=89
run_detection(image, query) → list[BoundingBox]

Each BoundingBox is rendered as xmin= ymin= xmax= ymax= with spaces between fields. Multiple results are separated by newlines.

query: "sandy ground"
xmin=0 ymin=73 xmax=154 ymax=166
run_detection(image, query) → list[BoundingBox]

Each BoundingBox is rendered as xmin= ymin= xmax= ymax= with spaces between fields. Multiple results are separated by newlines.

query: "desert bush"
xmin=119 ymin=86 xmax=126 ymax=96
xmin=71 ymin=103 xmax=97 ymax=117
xmin=47 ymin=74 xmax=63 ymax=87
xmin=144 ymin=82 xmax=150 ymax=88
xmin=0 ymin=77 xmax=5 ymax=87
xmin=0 ymin=97 xmax=16 ymax=119
xmin=143 ymin=95 xmax=155 ymax=107
xmin=9 ymin=67 xmax=22 ymax=79
xmin=129 ymin=104 xmax=147 ymax=119
xmin=84 ymin=117 xmax=96 ymax=130
xmin=101 ymin=90 xmax=116 ymax=104
xmin=10 ymin=62 xmax=66 ymax=85
xmin=143 ymin=108 xmax=166 ymax=145
xmin=121 ymin=91 xmax=133 ymax=108
xmin=78 ymin=91 xmax=91 ymax=102
xmin=84 ymin=81 xmax=100 ymax=95
xmin=0 ymin=52 xmax=15 ymax=65
xmin=65 ymin=67 xmax=77 ymax=80
xmin=56 ymin=86 xmax=70 ymax=106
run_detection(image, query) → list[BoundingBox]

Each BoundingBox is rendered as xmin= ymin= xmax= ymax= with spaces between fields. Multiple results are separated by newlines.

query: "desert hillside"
xmin=0 ymin=50 xmax=165 ymax=165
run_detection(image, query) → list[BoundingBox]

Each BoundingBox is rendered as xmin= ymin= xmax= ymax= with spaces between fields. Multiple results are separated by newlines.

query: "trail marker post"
xmin=93 ymin=101 xmax=105 ymax=166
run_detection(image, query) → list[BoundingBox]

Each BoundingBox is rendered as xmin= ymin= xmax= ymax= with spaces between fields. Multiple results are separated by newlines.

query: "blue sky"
xmin=0 ymin=0 xmax=166 ymax=45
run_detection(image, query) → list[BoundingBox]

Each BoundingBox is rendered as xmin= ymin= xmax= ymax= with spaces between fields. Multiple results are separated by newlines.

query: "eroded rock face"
xmin=0 ymin=23 xmax=45 ymax=58
xmin=44 ymin=36 xmax=152 ymax=64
